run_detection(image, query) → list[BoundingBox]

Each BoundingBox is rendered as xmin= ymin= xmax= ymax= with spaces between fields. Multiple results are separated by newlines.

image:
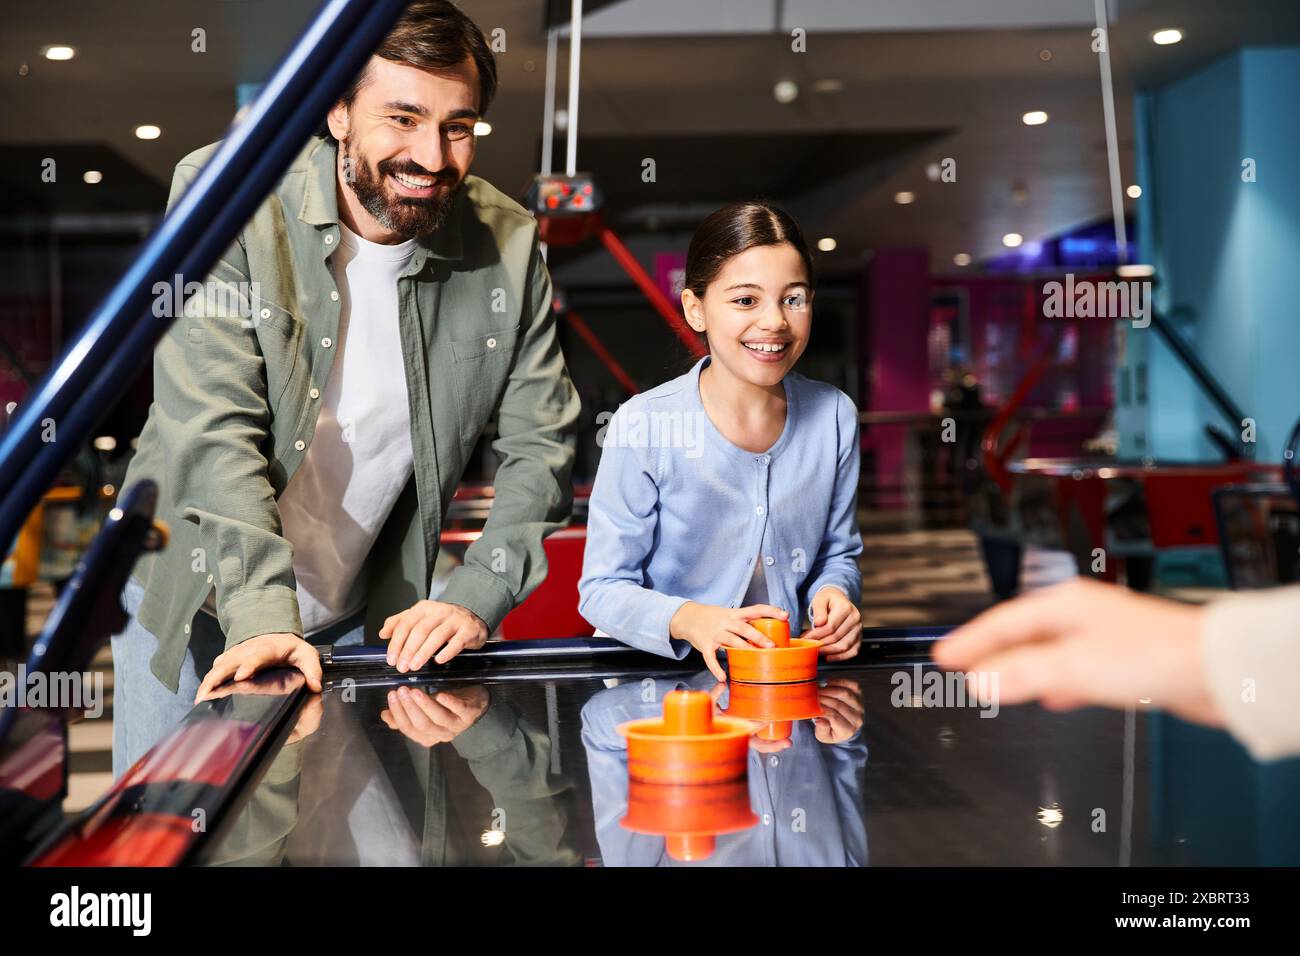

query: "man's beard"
xmin=342 ymin=137 xmax=460 ymax=239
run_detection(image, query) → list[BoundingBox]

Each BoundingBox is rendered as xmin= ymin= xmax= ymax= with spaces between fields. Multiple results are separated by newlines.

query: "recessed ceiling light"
xmin=473 ymin=120 xmax=492 ymax=136
xmin=1117 ymin=264 xmax=1155 ymax=278
xmin=93 ymin=435 xmax=117 ymax=452
xmin=1002 ymin=233 xmax=1023 ymax=248
xmin=83 ymin=170 xmax=103 ymax=184
xmin=1022 ymin=110 xmax=1049 ymax=126
xmin=41 ymin=45 xmax=77 ymax=61
xmin=773 ymin=79 xmax=798 ymax=104
xmin=1126 ymin=184 xmax=1142 ymax=199
xmin=894 ymin=191 xmax=915 ymax=205
xmin=134 ymin=124 xmax=162 ymax=140
xmin=953 ymin=253 xmax=972 ymax=267
xmin=1151 ymin=29 xmax=1183 ymax=46
xmin=817 ymin=237 xmax=837 ymax=252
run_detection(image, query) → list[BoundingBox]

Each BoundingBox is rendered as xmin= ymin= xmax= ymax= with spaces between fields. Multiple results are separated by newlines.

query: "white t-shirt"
xmin=742 ymin=551 xmax=769 ymax=606
xmin=205 ymin=222 xmax=417 ymax=635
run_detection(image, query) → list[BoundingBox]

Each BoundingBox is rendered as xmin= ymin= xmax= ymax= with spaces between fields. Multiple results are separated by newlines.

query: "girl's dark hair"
xmin=684 ymin=201 xmax=815 ymax=298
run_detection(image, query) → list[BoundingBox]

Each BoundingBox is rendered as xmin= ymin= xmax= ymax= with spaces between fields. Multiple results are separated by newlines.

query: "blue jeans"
xmin=110 ymin=576 xmax=364 ymax=778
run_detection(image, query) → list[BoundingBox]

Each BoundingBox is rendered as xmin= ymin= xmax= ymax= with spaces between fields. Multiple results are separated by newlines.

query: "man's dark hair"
xmin=321 ymin=0 xmax=498 ymax=139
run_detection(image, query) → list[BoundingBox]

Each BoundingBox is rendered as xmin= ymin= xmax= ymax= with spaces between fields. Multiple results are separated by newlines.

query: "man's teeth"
xmin=393 ymin=172 xmax=435 ymax=189
xmin=744 ymin=342 xmax=787 ymax=353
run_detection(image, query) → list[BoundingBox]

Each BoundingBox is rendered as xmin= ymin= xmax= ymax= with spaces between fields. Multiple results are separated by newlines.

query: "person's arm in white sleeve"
xmin=1200 ymin=586 xmax=1300 ymax=761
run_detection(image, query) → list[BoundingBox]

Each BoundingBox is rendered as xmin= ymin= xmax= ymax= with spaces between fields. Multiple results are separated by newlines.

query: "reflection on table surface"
xmin=197 ymin=663 xmax=1300 ymax=867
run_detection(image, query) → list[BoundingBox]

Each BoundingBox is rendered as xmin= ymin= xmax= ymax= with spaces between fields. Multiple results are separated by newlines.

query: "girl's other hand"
xmin=669 ymin=602 xmax=789 ymax=681
xmin=802 ymin=586 xmax=862 ymax=661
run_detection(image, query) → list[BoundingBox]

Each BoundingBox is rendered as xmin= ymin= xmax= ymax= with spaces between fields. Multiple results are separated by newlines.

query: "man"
xmin=112 ymin=0 xmax=580 ymax=775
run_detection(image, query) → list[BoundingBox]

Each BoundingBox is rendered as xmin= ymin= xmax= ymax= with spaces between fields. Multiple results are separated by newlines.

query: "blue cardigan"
xmin=578 ymin=356 xmax=863 ymax=659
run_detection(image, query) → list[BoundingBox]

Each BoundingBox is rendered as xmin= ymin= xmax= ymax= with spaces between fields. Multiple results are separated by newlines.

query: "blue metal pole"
xmin=0 ymin=0 xmax=409 ymax=551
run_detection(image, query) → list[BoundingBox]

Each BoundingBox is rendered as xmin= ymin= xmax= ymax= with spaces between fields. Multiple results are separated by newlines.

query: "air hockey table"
xmin=975 ymin=457 xmax=1280 ymax=596
xmin=27 ymin=629 xmax=1300 ymax=867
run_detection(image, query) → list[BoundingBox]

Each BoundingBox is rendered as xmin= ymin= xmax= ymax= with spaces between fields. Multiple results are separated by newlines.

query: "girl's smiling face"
xmin=681 ymin=242 xmax=813 ymax=389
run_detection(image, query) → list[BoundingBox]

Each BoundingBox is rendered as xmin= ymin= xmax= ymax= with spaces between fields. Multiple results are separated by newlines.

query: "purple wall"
xmin=863 ymin=249 xmax=931 ymax=500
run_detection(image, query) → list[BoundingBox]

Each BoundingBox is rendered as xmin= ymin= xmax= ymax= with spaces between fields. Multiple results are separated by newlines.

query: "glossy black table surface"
xmin=182 ymin=638 xmax=1300 ymax=867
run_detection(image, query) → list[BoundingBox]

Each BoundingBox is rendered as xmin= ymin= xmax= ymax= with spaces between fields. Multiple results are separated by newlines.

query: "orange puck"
xmin=618 ymin=690 xmax=758 ymax=785
xmin=621 ymin=779 xmax=758 ymax=861
xmin=724 ymin=633 xmax=820 ymax=684
xmin=725 ymin=678 xmax=822 ymax=741
xmin=751 ymin=616 xmax=791 ymax=648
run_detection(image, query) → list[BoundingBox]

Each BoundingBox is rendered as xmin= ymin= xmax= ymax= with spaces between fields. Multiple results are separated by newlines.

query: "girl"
xmin=577 ymin=201 xmax=863 ymax=681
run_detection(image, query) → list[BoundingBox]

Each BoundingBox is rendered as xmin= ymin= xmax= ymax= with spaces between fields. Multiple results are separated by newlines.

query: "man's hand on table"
xmin=193 ymin=668 xmax=324 ymax=744
xmin=195 ymin=632 xmax=323 ymax=703
xmin=380 ymin=685 xmax=490 ymax=747
xmin=380 ymin=600 xmax=489 ymax=672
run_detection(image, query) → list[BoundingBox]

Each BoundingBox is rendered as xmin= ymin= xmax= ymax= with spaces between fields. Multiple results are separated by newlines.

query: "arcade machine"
xmin=972 ymin=307 xmax=1278 ymax=597
xmin=1212 ymin=415 xmax=1300 ymax=590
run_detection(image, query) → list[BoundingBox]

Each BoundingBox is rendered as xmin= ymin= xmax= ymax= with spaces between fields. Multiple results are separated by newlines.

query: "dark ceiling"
xmin=0 ymin=144 xmax=166 ymax=218
xmin=1 ymin=0 xmax=1298 ymax=272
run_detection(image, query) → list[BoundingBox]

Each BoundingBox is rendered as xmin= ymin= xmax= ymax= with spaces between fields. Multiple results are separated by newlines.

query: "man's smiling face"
xmin=327 ymin=56 xmax=480 ymax=241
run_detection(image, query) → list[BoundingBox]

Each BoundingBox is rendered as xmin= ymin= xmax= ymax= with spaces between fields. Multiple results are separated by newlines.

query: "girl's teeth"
xmin=745 ymin=342 xmax=786 ymax=353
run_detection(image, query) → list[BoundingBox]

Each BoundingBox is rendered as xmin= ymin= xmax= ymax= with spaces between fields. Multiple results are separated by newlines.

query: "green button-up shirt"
xmin=123 ymin=135 xmax=580 ymax=692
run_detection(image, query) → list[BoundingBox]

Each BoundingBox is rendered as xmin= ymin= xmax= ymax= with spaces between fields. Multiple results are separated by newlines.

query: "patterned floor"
xmin=859 ymin=528 xmax=1077 ymax=627
xmin=24 ymin=528 xmax=1079 ymax=813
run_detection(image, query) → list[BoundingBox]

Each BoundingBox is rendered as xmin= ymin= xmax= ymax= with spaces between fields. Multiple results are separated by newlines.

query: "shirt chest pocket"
xmin=254 ymin=305 xmax=305 ymax=408
xmin=449 ymin=325 xmax=520 ymax=444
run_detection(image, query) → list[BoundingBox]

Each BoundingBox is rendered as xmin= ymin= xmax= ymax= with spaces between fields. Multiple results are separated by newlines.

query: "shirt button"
xmin=183 ymin=624 xmax=190 ymax=634
xmin=309 ymin=387 xmax=320 ymax=400
xmin=769 ymin=755 xmax=779 ymax=768
xmin=765 ymin=556 xmax=775 ymax=566
xmin=294 ymin=439 xmax=306 ymax=451
xmin=762 ymin=813 xmax=772 ymax=826
xmin=756 ymin=505 xmax=765 ymax=516
xmin=757 ymin=455 xmax=769 ymax=465
xmin=324 ymin=234 xmax=334 ymax=245
xmin=486 ymin=337 xmax=497 ymax=349
xmin=330 ymin=291 xmax=339 ymax=302
xmin=321 ymin=337 xmax=333 ymax=349
xmin=207 ymin=574 xmax=214 ymax=583
xmin=259 ymin=308 xmax=271 ymax=320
